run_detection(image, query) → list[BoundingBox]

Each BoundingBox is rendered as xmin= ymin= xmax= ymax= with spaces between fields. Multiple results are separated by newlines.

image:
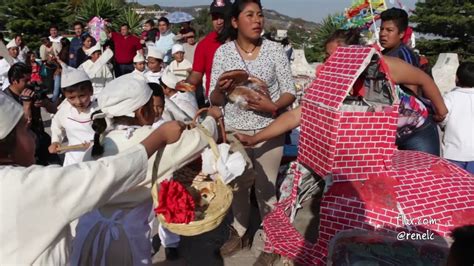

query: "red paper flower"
xmin=155 ymin=180 xmax=196 ymax=224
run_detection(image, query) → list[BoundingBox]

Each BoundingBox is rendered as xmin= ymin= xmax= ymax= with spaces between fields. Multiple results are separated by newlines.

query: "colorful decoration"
xmin=88 ymin=16 xmax=108 ymax=45
xmin=155 ymin=180 xmax=196 ymax=224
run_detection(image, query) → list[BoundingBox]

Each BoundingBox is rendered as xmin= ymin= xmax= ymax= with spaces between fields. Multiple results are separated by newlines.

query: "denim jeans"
xmin=448 ymin=160 xmax=474 ymax=174
xmin=114 ymin=63 xmax=134 ymax=77
xmin=396 ymin=117 xmax=440 ymax=156
xmin=52 ymin=74 xmax=61 ymax=103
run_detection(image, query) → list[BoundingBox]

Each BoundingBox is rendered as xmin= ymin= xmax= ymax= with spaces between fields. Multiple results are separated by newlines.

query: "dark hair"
xmin=120 ymin=23 xmax=130 ymax=29
xmin=148 ymin=82 xmax=164 ymax=98
xmin=158 ymin=17 xmax=170 ymax=26
xmin=159 ymin=78 xmax=170 ymax=90
xmin=13 ymin=34 xmax=25 ymax=49
xmin=0 ymin=126 xmax=17 ymax=157
xmin=324 ymin=29 xmax=361 ymax=48
xmin=58 ymin=38 xmax=71 ymax=63
xmin=62 ymin=80 xmax=93 ymax=94
xmin=448 ymin=225 xmax=474 ymax=266
xmin=380 ymin=7 xmax=409 ymax=33
xmin=24 ymin=51 xmax=36 ymax=69
xmin=90 ymin=110 xmax=107 ymax=157
xmin=145 ymin=19 xmax=155 ymax=26
xmin=217 ymin=0 xmax=262 ymax=43
xmin=49 ymin=24 xmax=59 ymax=31
xmin=456 ymin=62 xmax=474 ymax=88
xmin=8 ymin=62 xmax=32 ymax=84
xmin=81 ymin=33 xmax=93 ymax=43
xmin=73 ymin=21 xmax=84 ymax=28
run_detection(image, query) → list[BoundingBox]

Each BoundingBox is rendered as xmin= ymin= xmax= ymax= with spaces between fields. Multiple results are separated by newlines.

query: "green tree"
xmin=75 ymin=0 xmax=124 ymax=23
xmin=304 ymin=13 xmax=343 ymax=63
xmin=116 ymin=7 xmax=144 ymax=35
xmin=0 ymin=0 xmax=71 ymax=50
xmin=411 ymin=0 xmax=474 ymax=62
xmin=192 ymin=8 xmax=212 ymax=39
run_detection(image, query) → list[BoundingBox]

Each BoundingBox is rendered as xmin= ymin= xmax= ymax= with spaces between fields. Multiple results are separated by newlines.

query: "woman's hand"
xmin=234 ymin=133 xmax=259 ymax=147
xmin=207 ymin=106 xmax=223 ymax=120
xmin=217 ymin=78 xmax=234 ymax=94
xmin=247 ymin=95 xmax=278 ymax=114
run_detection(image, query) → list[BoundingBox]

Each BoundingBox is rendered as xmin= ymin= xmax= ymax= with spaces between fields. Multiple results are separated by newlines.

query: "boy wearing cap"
xmin=169 ymin=43 xmax=192 ymax=82
xmin=71 ymin=73 xmax=222 ymax=264
xmin=78 ymin=43 xmax=114 ymax=95
xmin=48 ymin=66 xmax=97 ymax=166
xmin=0 ymin=39 xmax=20 ymax=90
xmin=133 ymin=51 xmax=146 ymax=74
xmin=144 ymin=48 xmax=165 ymax=83
xmin=161 ymin=69 xmax=198 ymax=122
xmin=0 ymin=91 xmax=186 ymax=265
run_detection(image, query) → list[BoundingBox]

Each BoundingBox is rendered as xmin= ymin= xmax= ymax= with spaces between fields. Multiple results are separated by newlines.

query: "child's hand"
xmin=160 ymin=121 xmax=186 ymax=144
xmin=207 ymin=106 xmax=223 ymax=120
xmin=48 ymin=142 xmax=60 ymax=154
xmin=234 ymin=133 xmax=258 ymax=147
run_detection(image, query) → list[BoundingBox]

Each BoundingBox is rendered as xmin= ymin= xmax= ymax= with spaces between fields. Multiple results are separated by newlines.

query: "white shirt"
xmin=144 ymin=70 xmax=163 ymax=84
xmin=0 ymin=58 xmax=20 ymax=90
xmin=165 ymin=92 xmax=198 ymax=122
xmin=168 ymin=59 xmax=192 ymax=82
xmin=155 ymin=31 xmax=176 ymax=64
xmin=0 ymin=145 xmax=148 ymax=265
xmin=441 ymin=87 xmax=474 ymax=161
xmin=79 ymin=60 xmax=114 ymax=95
xmin=50 ymin=100 xmax=98 ymax=166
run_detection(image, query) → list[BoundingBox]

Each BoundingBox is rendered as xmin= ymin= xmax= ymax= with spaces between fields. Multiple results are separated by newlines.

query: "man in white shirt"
xmin=48 ymin=25 xmax=63 ymax=55
xmin=0 ymin=40 xmax=20 ymax=90
xmin=155 ymin=17 xmax=176 ymax=65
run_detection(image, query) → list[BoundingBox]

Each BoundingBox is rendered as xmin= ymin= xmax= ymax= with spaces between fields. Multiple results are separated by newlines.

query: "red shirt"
xmin=192 ymin=31 xmax=222 ymax=97
xmin=111 ymin=32 xmax=142 ymax=64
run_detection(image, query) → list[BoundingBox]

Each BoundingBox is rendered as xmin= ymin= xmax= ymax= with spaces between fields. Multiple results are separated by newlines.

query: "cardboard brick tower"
xmin=263 ymin=46 xmax=474 ymax=265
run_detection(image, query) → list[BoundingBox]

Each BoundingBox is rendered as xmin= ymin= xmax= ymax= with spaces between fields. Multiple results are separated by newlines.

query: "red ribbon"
xmin=155 ymin=180 xmax=196 ymax=224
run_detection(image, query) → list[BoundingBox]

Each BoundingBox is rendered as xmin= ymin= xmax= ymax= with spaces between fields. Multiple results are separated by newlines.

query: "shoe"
xmin=165 ymin=247 xmax=179 ymax=261
xmin=253 ymin=252 xmax=279 ymax=266
xmin=220 ymin=226 xmax=250 ymax=257
xmin=151 ymin=234 xmax=161 ymax=256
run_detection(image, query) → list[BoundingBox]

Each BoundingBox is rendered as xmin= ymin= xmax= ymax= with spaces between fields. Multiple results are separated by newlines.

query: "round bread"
xmin=219 ymin=69 xmax=249 ymax=85
xmin=176 ymin=82 xmax=196 ymax=92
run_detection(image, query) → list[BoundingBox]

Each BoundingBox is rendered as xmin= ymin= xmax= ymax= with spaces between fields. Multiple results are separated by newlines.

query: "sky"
xmin=136 ymin=0 xmax=418 ymax=23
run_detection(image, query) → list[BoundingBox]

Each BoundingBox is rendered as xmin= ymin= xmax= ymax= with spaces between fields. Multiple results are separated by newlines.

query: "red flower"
xmin=155 ymin=180 xmax=196 ymax=224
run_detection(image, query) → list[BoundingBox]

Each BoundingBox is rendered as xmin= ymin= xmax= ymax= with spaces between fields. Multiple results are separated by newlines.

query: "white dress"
xmin=50 ymin=100 xmax=98 ymax=166
xmin=0 ymin=145 xmax=149 ymax=265
xmin=78 ymin=49 xmax=114 ymax=95
xmin=168 ymin=59 xmax=192 ymax=82
xmin=71 ymin=117 xmax=218 ymax=266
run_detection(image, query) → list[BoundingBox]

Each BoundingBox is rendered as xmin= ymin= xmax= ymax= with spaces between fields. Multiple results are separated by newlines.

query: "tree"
xmin=75 ymin=0 xmax=124 ymax=24
xmin=0 ymin=0 xmax=72 ymax=50
xmin=304 ymin=13 xmax=344 ymax=63
xmin=116 ymin=7 xmax=144 ymax=35
xmin=411 ymin=0 xmax=474 ymax=62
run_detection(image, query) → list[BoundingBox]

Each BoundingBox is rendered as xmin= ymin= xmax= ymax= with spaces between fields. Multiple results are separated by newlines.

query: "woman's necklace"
xmin=235 ymin=40 xmax=259 ymax=56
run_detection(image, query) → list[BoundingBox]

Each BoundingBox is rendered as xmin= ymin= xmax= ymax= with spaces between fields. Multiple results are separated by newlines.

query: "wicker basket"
xmin=154 ymin=109 xmax=234 ymax=236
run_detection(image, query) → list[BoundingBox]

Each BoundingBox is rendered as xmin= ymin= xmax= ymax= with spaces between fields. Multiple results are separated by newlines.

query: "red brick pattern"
xmin=263 ymin=46 xmax=474 ymax=265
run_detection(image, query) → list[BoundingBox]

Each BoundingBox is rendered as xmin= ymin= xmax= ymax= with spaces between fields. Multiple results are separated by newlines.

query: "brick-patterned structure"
xmin=263 ymin=46 xmax=474 ymax=265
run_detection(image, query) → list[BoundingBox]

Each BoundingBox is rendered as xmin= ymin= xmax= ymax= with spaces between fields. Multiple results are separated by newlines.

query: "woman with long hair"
xmin=209 ymin=0 xmax=296 ymax=261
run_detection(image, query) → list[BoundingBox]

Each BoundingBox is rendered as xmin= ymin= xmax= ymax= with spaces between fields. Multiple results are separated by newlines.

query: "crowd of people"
xmin=0 ymin=0 xmax=473 ymax=265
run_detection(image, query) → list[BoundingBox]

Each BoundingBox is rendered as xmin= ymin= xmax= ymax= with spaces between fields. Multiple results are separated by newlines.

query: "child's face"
xmin=147 ymin=58 xmax=163 ymax=73
xmin=379 ymin=20 xmax=404 ymax=49
xmin=173 ymin=52 xmax=184 ymax=63
xmin=152 ymin=95 xmax=165 ymax=119
xmin=134 ymin=61 xmax=146 ymax=72
xmin=143 ymin=23 xmax=152 ymax=32
xmin=83 ymin=37 xmax=93 ymax=49
xmin=64 ymin=89 xmax=93 ymax=113
xmin=91 ymin=51 xmax=101 ymax=61
xmin=30 ymin=53 xmax=36 ymax=62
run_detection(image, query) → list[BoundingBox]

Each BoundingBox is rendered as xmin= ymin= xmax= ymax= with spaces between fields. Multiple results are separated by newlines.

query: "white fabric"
xmin=144 ymin=69 xmax=163 ymax=84
xmin=168 ymin=59 xmax=192 ymax=82
xmin=78 ymin=58 xmax=114 ymax=95
xmin=0 ymin=145 xmax=149 ymax=265
xmin=98 ymin=72 xmax=152 ymax=118
xmin=159 ymin=224 xmax=180 ymax=248
xmin=133 ymin=51 xmax=145 ymax=63
xmin=441 ymin=87 xmax=474 ymax=161
xmin=147 ymin=47 xmax=163 ymax=60
xmin=50 ymin=100 xmax=98 ymax=166
xmin=182 ymin=43 xmax=196 ymax=64
xmin=17 ymin=45 xmax=30 ymax=63
xmin=155 ymin=31 xmax=175 ymax=63
xmin=169 ymin=91 xmax=198 ymax=119
xmin=0 ymin=58 xmax=19 ymax=91
xmin=85 ymin=42 xmax=101 ymax=56
xmin=161 ymin=68 xmax=178 ymax=89
xmin=61 ymin=63 xmax=90 ymax=88
xmin=73 ymin=117 xmax=218 ymax=264
xmin=49 ymin=36 xmax=63 ymax=43
xmin=6 ymin=39 xmax=17 ymax=49
xmin=201 ymin=143 xmax=246 ymax=184
xmin=151 ymin=118 xmax=166 ymax=129
xmin=0 ymin=91 xmax=24 ymax=139
xmin=171 ymin=43 xmax=184 ymax=55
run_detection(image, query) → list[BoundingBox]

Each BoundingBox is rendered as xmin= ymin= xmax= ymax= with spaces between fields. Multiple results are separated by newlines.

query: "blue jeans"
xmin=114 ymin=63 xmax=134 ymax=77
xmin=396 ymin=117 xmax=440 ymax=156
xmin=448 ymin=160 xmax=474 ymax=174
xmin=52 ymin=75 xmax=61 ymax=103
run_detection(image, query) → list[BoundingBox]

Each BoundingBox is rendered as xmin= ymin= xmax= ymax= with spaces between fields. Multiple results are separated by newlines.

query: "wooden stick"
xmin=57 ymin=143 xmax=91 ymax=153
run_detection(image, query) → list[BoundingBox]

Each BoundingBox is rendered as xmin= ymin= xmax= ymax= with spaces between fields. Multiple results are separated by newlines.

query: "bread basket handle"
xmin=193 ymin=108 xmax=227 ymax=144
